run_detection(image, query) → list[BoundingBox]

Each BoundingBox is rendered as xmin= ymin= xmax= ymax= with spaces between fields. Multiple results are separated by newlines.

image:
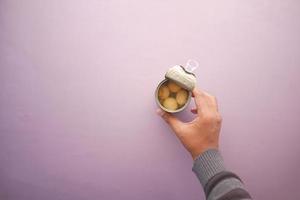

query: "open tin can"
xmin=155 ymin=61 xmax=197 ymax=113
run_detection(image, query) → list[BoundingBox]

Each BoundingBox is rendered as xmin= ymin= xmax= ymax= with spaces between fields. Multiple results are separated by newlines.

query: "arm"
xmin=157 ymin=88 xmax=251 ymax=200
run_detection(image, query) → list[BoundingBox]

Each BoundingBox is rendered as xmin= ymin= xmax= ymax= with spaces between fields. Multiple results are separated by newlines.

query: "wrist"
xmin=191 ymin=145 xmax=219 ymax=160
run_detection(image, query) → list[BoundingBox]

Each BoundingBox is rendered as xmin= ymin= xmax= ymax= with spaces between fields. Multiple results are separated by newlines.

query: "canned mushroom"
xmin=155 ymin=79 xmax=191 ymax=113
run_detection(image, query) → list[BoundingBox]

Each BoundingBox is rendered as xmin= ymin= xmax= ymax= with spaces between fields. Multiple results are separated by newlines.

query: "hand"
xmin=157 ymin=88 xmax=222 ymax=160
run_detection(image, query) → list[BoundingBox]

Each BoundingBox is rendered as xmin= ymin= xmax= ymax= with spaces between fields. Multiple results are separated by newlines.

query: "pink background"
xmin=1 ymin=0 xmax=300 ymax=199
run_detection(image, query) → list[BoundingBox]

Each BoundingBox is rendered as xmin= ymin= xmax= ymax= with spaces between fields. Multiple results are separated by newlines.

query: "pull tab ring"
xmin=185 ymin=59 xmax=199 ymax=73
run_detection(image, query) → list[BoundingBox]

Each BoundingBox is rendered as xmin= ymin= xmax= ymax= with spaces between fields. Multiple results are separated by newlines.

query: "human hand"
xmin=157 ymin=88 xmax=222 ymax=160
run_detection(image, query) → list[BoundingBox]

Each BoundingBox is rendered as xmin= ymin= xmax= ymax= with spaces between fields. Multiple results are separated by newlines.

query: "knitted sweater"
xmin=192 ymin=149 xmax=252 ymax=200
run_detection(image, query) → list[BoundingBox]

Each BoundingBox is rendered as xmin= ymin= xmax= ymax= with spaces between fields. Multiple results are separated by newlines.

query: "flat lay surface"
xmin=1 ymin=0 xmax=300 ymax=199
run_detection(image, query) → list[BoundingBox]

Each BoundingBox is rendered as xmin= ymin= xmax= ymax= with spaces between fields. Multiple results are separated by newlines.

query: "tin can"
xmin=155 ymin=64 xmax=197 ymax=113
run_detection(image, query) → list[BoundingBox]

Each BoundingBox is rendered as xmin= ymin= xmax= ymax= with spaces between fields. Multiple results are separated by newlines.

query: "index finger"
xmin=193 ymin=89 xmax=218 ymax=114
xmin=192 ymin=88 xmax=208 ymax=115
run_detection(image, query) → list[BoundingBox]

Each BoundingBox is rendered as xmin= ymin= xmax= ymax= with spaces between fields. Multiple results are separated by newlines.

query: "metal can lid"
xmin=165 ymin=65 xmax=197 ymax=91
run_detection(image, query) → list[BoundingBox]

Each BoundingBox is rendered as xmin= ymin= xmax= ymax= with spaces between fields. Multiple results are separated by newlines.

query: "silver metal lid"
xmin=165 ymin=65 xmax=196 ymax=91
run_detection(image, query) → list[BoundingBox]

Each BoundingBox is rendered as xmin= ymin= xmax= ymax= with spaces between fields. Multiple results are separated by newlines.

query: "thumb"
xmin=156 ymin=109 xmax=183 ymax=135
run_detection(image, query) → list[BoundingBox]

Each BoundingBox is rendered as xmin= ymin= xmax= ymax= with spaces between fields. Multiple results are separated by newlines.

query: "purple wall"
xmin=1 ymin=0 xmax=300 ymax=199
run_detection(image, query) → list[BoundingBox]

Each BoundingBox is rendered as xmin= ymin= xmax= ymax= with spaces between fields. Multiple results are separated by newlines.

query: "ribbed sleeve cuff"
xmin=192 ymin=149 xmax=226 ymax=187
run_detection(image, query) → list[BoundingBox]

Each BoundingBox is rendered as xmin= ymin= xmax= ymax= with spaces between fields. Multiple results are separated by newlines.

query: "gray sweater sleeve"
xmin=192 ymin=149 xmax=252 ymax=200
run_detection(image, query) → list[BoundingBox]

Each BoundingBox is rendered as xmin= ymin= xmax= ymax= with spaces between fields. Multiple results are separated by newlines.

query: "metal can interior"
xmin=155 ymin=79 xmax=192 ymax=113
